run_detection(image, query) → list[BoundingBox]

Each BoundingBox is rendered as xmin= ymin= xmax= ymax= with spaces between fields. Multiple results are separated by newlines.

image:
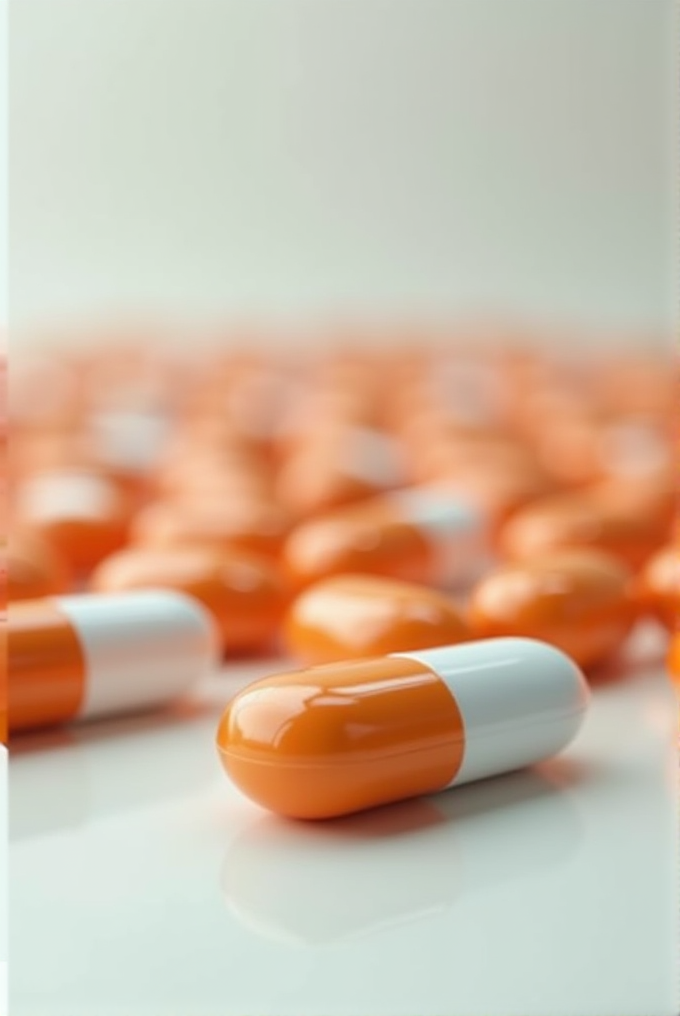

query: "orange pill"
xmin=8 ymin=530 xmax=72 ymax=602
xmin=467 ymin=549 xmax=636 ymax=669
xmin=283 ymin=574 xmax=470 ymax=664
xmin=499 ymin=494 xmax=663 ymax=570
xmin=636 ymin=544 xmax=679 ymax=632
xmin=588 ymin=470 xmax=675 ymax=533
xmin=13 ymin=470 xmax=132 ymax=575
xmin=91 ymin=545 xmax=289 ymax=654
xmin=282 ymin=491 xmax=487 ymax=591
xmin=275 ymin=427 xmax=404 ymax=518
xmin=131 ymin=497 xmax=292 ymax=560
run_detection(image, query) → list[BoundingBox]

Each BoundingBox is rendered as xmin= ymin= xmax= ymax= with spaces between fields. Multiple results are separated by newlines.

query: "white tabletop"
xmin=9 ymin=626 xmax=679 ymax=1016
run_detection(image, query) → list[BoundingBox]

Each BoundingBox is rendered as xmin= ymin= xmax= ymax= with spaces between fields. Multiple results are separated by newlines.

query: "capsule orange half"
xmin=467 ymin=549 xmax=637 ymax=670
xmin=499 ymin=494 xmax=663 ymax=570
xmin=283 ymin=574 xmax=470 ymax=664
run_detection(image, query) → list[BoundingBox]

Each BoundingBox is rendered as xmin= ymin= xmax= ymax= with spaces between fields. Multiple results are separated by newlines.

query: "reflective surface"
xmin=9 ymin=631 xmax=680 ymax=1016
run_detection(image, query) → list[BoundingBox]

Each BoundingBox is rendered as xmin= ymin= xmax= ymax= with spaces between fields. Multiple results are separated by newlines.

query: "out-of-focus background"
xmin=9 ymin=0 xmax=676 ymax=346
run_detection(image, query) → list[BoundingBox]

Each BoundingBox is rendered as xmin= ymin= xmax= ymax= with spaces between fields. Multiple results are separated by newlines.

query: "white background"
xmin=8 ymin=0 xmax=677 ymax=341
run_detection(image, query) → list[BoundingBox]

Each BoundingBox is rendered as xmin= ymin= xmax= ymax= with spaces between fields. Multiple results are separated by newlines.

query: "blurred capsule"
xmin=13 ymin=469 xmax=132 ymax=575
xmin=283 ymin=490 xmax=488 ymax=591
xmin=283 ymin=574 xmax=470 ymax=664
xmin=131 ymin=497 xmax=292 ymax=560
xmin=276 ymin=426 xmax=405 ymax=518
xmin=636 ymin=545 xmax=679 ymax=633
xmin=91 ymin=545 xmax=289 ymax=654
xmin=468 ymin=549 xmax=636 ymax=669
xmin=8 ymin=529 xmax=72 ymax=602
xmin=499 ymin=493 xmax=664 ymax=570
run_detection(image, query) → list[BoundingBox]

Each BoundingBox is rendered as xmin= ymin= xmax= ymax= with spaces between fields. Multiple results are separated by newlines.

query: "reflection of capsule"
xmin=220 ymin=768 xmax=582 ymax=946
xmin=217 ymin=638 xmax=590 ymax=819
xmin=9 ymin=591 xmax=218 ymax=734
xmin=9 ymin=711 xmax=216 ymax=841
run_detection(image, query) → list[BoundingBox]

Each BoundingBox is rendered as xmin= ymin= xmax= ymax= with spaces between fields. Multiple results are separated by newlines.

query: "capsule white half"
xmin=393 ymin=637 xmax=590 ymax=786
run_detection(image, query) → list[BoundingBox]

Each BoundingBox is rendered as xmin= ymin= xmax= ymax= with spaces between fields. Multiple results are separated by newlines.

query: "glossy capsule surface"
xmin=217 ymin=637 xmax=589 ymax=819
xmin=91 ymin=545 xmax=289 ymax=653
xmin=283 ymin=574 xmax=470 ymax=664
xmin=9 ymin=590 xmax=218 ymax=734
xmin=467 ymin=549 xmax=636 ymax=669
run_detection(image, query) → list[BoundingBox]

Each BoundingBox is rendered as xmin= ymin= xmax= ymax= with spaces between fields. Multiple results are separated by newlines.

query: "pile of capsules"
xmin=6 ymin=335 xmax=678 ymax=819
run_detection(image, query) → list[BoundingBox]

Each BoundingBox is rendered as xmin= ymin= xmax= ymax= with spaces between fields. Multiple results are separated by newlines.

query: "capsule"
xmin=9 ymin=590 xmax=218 ymax=734
xmin=282 ymin=490 xmax=488 ymax=590
xmin=275 ymin=426 xmax=405 ymax=518
xmin=217 ymin=637 xmax=590 ymax=819
xmin=8 ymin=530 xmax=72 ymax=602
xmin=131 ymin=497 xmax=291 ymax=560
xmin=499 ymin=493 xmax=663 ymax=570
xmin=283 ymin=574 xmax=470 ymax=664
xmin=636 ymin=544 xmax=679 ymax=632
xmin=91 ymin=545 xmax=289 ymax=653
xmin=13 ymin=469 xmax=131 ymax=574
xmin=467 ymin=550 xmax=637 ymax=669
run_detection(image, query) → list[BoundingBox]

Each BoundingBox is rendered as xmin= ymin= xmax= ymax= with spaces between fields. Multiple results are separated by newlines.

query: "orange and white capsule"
xmin=283 ymin=489 xmax=489 ymax=590
xmin=9 ymin=590 xmax=218 ymax=734
xmin=217 ymin=637 xmax=589 ymax=819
